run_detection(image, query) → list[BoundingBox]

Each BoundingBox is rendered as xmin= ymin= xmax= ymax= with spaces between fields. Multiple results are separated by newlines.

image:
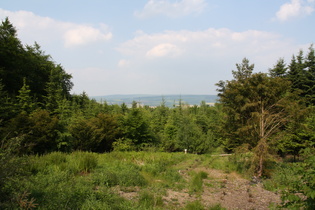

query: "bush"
xmin=112 ymin=138 xmax=135 ymax=152
xmin=0 ymin=136 xmax=29 ymax=209
xmin=279 ymin=148 xmax=315 ymax=209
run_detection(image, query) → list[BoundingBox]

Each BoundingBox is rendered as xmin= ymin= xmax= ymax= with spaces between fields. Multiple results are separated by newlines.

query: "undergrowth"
xmin=0 ymin=150 xmax=288 ymax=209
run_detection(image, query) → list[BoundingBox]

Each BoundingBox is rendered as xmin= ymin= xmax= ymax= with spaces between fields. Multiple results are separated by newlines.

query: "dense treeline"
xmin=1 ymin=17 xmax=315 ymax=156
xmin=1 ymin=18 xmax=315 ymax=208
xmin=0 ymin=18 xmax=222 ymax=155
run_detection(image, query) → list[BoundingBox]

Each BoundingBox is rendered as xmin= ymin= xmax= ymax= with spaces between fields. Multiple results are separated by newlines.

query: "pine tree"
xmin=232 ymin=57 xmax=254 ymax=81
xmin=304 ymin=45 xmax=315 ymax=105
xmin=16 ymin=78 xmax=36 ymax=113
xmin=269 ymin=58 xmax=287 ymax=78
xmin=0 ymin=18 xmax=25 ymax=95
xmin=0 ymin=79 xmax=14 ymax=124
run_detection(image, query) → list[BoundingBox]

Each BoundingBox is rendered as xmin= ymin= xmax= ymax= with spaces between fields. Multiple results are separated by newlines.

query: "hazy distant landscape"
xmin=91 ymin=94 xmax=218 ymax=107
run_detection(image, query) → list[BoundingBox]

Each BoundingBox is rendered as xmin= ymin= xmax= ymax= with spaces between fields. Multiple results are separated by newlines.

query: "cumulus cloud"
xmin=146 ymin=43 xmax=183 ymax=57
xmin=275 ymin=0 xmax=314 ymax=21
xmin=63 ymin=24 xmax=112 ymax=48
xmin=0 ymin=9 xmax=112 ymax=47
xmin=116 ymin=28 xmax=301 ymax=76
xmin=135 ymin=0 xmax=207 ymax=18
xmin=117 ymin=28 xmax=288 ymax=58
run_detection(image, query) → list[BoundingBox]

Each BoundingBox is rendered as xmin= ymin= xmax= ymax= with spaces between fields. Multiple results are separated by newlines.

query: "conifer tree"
xmin=217 ymin=59 xmax=303 ymax=177
xmin=0 ymin=18 xmax=25 ymax=95
xmin=304 ymin=45 xmax=315 ymax=104
xmin=16 ymin=78 xmax=36 ymax=113
xmin=0 ymin=79 xmax=13 ymax=123
xmin=269 ymin=58 xmax=287 ymax=78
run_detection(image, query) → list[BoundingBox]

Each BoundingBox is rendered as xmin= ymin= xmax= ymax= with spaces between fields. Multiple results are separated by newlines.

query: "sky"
xmin=1 ymin=0 xmax=314 ymax=96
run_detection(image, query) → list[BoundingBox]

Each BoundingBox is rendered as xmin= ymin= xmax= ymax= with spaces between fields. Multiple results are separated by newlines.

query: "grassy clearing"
xmin=3 ymin=151 xmax=196 ymax=209
xmin=4 ymin=151 xmax=269 ymax=209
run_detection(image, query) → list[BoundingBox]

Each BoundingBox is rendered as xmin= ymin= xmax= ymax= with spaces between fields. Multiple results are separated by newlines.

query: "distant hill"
xmin=91 ymin=94 xmax=218 ymax=107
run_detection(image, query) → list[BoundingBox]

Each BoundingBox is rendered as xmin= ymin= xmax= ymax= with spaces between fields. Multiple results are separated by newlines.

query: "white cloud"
xmin=135 ymin=0 xmax=207 ymax=18
xmin=118 ymin=59 xmax=130 ymax=68
xmin=64 ymin=24 xmax=112 ymax=48
xmin=117 ymin=28 xmax=289 ymax=59
xmin=275 ymin=0 xmax=314 ymax=21
xmin=0 ymin=9 xmax=112 ymax=47
xmin=146 ymin=43 xmax=183 ymax=57
xmin=117 ymin=28 xmax=302 ymax=76
xmin=115 ymin=28 xmax=305 ymax=95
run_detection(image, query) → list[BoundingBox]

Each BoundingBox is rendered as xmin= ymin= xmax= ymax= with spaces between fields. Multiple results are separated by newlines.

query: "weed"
xmin=68 ymin=151 xmax=98 ymax=173
xmin=93 ymin=161 xmax=147 ymax=187
xmin=189 ymin=171 xmax=208 ymax=195
xmin=138 ymin=190 xmax=164 ymax=209
xmin=16 ymin=191 xmax=38 ymax=210
xmin=184 ymin=200 xmax=205 ymax=210
xmin=208 ymin=203 xmax=226 ymax=210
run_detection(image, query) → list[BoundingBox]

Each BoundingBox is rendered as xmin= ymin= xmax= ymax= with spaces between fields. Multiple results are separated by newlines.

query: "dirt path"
xmin=115 ymin=162 xmax=281 ymax=209
xmin=164 ymin=167 xmax=281 ymax=209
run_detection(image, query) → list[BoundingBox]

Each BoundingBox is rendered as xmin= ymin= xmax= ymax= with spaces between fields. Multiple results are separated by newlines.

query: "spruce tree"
xmin=16 ymin=78 xmax=36 ymax=113
xmin=269 ymin=58 xmax=287 ymax=78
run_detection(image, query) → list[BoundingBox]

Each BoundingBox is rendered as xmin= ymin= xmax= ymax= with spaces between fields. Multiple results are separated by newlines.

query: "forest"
xmin=1 ymin=17 xmax=315 ymax=209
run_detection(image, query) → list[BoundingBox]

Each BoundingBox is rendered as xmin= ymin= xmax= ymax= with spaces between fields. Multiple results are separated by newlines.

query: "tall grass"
xmin=189 ymin=171 xmax=208 ymax=195
xmin=3 ymin=151 xmax=242 ymax=209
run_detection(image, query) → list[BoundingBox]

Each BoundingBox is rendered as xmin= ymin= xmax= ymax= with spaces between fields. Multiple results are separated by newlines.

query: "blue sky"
xmin=1 ymin=0 xmax=314 ymax=96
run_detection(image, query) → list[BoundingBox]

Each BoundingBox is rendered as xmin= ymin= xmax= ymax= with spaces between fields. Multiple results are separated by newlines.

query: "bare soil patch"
xmin=166 ymin=167 xmax=280 ymax=209
xmin=115 ymin=165 xmax=281 ymax=209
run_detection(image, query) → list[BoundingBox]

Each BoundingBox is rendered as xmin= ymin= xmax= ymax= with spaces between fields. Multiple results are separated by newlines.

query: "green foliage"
xmin=288 ymin=45 xmax=315 ymax=105
xmin=0 ymin=18 xmax=72 ymax=104
xmin=93 ymin=155 xmax=147 ymax=187
xmin=218 ymin=69 xmax=297 ymax=151
xmin=1 ymin=109 xmax=61 ymax=154
xmin=0 ymin=136 xmax=29 ymax=209
xmin=0 ymin=80 xmax=15 ymax=122
xmin=217 ymin=57 xmax=308 ymax=177
xmin=269 ymin=58 xmax=287 ymax=78
xmin=2 ymin=18 xmax=315 ymax=209
xmin=227 ymin=144 xmax=252 ymax=175
xmin=138 ymin=190 xmax=164 ymax=209
xmin=262 ymin=148 xmax=315 ymax=209
xmin=189 ymin=171 xmax=208 ymax=195
xmin=122 ymin=105 xmax=155 ymax=149
xmin=16 ymin=78 xmax=36 ymax=113
xmin=184 ymin=200 xmax=205 ymax=210
xmin=70 ymin=113 xmax=122 ymax=152
xmin=112 ymin=138 xmax=136 ymax=151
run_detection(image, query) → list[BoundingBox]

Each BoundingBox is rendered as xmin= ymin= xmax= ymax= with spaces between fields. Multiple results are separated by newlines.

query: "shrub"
xmin=0 ymin=136 xmax=29 ymax=209
xmin=112 ymin=138 xmax=136 ymax=152
xmin=279 ymin=148 xmax=315 ymax=209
